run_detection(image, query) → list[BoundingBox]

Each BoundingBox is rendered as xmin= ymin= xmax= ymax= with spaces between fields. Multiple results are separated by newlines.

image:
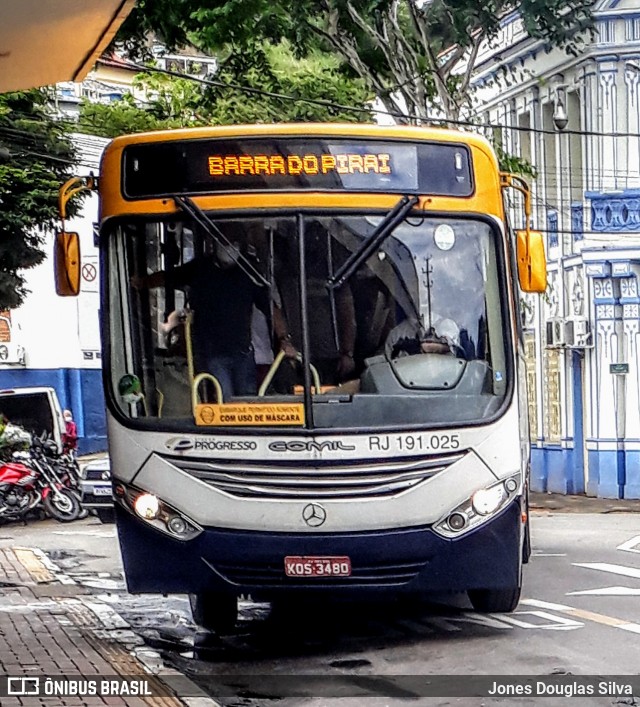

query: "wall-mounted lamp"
xmin=553 ymin=85 xmax=568 ymax=131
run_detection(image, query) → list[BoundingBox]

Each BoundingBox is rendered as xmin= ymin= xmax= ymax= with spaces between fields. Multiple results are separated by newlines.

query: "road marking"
xmin=568 ymin=586 xmax=640 ymax=596
xmin=52 ymin=530 xmax=116 ymax=538
xmin=573 ymin=562 xmax=640 ymax=580
xmin=522 ymin=598 xmax=640 ymax=634
xmin=532 ymin=553 xmax=567 ymax=557
xmin=617 ymin=535 xmax=640 ymax=554
xmin=496 ymin=610 xmax=582 ymax=630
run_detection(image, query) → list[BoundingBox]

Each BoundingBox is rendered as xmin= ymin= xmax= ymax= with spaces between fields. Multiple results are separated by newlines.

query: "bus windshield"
xmin=107 ymin=211 xmax=509 ymax=431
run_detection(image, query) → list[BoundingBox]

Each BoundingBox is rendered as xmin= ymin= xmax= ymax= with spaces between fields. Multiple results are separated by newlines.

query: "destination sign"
xmin=194 ymin=402 xmax=305 ymax=427
xmin=123 ymin=137 xmax=473 ymax=198
xmin=207 ymin=152 xmax=392 ymax=178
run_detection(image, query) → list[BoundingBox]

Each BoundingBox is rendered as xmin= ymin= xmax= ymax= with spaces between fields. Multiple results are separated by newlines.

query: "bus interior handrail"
xmin=258 ymin=350 xmax=322 ymax=397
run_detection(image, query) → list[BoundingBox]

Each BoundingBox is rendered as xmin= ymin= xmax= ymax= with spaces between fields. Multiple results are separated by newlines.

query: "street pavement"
xmin=0 ymin=492 xmax=637 ymax=706
xmin=0 ymin=545 xmax=215 ymax=706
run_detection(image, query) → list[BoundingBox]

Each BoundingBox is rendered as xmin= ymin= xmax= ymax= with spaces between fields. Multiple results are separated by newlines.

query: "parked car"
xmin=79 ymin=456 xmax=114 ymax=523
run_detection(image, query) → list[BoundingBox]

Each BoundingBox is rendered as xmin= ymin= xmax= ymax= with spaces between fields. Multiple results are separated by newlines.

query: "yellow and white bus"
xmin=57 ymin=123 xmax=546 ymax=631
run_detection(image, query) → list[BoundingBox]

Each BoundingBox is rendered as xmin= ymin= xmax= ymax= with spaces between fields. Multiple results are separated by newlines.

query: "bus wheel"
xmin=189 ymin=592 xmax=238 ymax=633
xmin=468 ymin=585 xmax=521 ymax=613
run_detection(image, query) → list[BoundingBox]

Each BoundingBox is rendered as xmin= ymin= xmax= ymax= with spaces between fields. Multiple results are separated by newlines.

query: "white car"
xmin=80 ymin=456 xmax=114 ymax=523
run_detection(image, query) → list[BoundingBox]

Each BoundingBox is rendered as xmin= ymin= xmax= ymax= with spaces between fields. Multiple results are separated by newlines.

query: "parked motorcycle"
xmin=25 ymin=438 xmax=82 ymax=522
xmin=0 ymin=457 xmax=41 ymax=521
xmin=0 ymin=447 xmax=81 ymax=524
xmin=37 ymin=439 xmax=88 ymax=518
xmin=0 ymin=422 xmax=82 ymax=523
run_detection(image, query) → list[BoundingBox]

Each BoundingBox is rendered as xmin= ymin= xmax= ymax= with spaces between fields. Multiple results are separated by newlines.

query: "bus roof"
xmin=104 ymin=122 xmax=495 ymax=154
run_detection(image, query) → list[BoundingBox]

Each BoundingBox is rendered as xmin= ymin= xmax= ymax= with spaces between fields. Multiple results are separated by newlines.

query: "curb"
xmin=530 ymin=492 xmax=640 ymax=514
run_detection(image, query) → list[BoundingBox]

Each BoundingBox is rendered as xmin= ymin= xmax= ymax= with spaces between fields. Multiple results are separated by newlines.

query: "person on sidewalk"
xmin=62 ymin=409 xmax=78 ymax=457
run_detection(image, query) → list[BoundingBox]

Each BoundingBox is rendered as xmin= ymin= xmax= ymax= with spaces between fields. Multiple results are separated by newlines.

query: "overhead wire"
xmin=7 ymin=59 xmax=640 ymax=141
xmin=4 ymin=59 xmax=640 ymax=195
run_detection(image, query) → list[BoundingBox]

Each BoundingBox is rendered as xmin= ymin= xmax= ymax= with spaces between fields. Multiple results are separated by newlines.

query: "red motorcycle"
xmin=0 ymin=458 xmax=41 ymax=521
xmin=0 ymin=441 xmax=81 ymax=523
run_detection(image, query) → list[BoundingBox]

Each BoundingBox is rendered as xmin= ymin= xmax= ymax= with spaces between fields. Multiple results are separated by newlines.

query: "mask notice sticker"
xmin=195 ymin=402 xmax=304 ymax=426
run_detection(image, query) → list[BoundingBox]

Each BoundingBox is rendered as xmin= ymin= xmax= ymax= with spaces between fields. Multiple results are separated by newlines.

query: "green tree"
xmin=77 ymin=42 xmax=372 ymax=138
xmin=77 ymin=93 xmax=167 ymax=137
xmin=115 ymin=0 xmax=593 ymax=123
xmin=0 ymin=90 xmax=78 ymax=308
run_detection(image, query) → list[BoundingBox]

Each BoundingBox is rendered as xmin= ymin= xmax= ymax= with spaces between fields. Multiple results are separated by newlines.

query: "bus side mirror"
xmin=54 ymin=231 xmax=81 ymax=296
xmin=515 ymin=229 xmax=546 ymax=293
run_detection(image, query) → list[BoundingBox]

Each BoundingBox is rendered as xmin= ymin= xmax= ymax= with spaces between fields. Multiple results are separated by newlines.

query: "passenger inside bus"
xmin=273 ymin=220 xmax=357 ymax=387
xmin=132 ymin=224 xmax=294 ymax=401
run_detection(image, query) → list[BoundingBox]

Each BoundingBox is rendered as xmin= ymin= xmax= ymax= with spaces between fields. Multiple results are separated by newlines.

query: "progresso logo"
xmin=164 ymin=437 xmax=257 ymax=452
xmin=165 ymin=437 xmax=194 ymax=452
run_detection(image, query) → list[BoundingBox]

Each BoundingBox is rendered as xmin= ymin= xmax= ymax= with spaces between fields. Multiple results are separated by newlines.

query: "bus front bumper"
xmin=116 ymin=498 xmax=523 ymax=597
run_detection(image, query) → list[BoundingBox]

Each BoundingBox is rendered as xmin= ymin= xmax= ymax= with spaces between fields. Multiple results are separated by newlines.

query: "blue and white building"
xmin=0 ymin=143 xmax=105 ymax=454
xmin=472 ymin=0 xmax=640 ymax=497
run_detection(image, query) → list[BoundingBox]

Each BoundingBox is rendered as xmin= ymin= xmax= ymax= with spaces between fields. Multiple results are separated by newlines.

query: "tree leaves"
xmin=78 ymin=41 xmax=372 ymax=138
xmin=113 ymin=0 xmax=593 ymax=124
xmin=0 ymin=89 xmax=78 ymax=308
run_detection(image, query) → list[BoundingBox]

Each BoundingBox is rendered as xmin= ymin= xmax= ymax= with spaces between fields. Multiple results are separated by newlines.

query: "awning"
xmin=0 ymin=0 xmax=135 ymax=93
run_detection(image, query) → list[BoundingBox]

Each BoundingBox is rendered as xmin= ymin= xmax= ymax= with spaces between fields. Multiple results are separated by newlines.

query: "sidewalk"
xmin=0 ymin=547 xmax=213 ymax=707
xmin=530 ymin=491 xmax=640 ymax=514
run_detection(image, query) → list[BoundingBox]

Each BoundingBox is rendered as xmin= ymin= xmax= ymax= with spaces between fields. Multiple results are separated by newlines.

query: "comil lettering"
xmin=208 ymin=153 xmax=392 ymax=177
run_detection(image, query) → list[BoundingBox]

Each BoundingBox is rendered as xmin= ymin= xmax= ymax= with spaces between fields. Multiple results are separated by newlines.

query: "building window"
xmin=571 ymin=203 xmax=584 ymax=241
xmin=547 ymin=210 xmax=559 ymax=248
xmin=626 ymin=18 xmax=640 ymax=42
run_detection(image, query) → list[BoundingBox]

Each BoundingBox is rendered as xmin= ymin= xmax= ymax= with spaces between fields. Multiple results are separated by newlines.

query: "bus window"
xmin=108 ymin=217 xmax=300 ymax=419
xmin=106 ymin=213 xmax=508 ymax=430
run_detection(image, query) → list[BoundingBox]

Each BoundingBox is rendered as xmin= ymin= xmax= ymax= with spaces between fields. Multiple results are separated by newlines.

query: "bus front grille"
xmin=213 ymin=559 xmax=429 ymax=587
xmin=163 ymin=451 xmax=464 ymax=499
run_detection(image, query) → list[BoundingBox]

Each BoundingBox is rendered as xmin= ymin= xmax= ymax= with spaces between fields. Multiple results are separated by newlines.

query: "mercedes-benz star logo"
xmin=302 ymin=503 xmax=327 ymax=527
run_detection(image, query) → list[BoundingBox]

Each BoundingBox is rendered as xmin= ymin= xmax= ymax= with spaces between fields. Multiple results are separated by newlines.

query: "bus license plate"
xmin=284 ymin=556 xmax=351 ymax=577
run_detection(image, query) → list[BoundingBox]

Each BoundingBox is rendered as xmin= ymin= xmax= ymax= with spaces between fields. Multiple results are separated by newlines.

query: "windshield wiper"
xmin=326 ymin=195 xmax=419 ymax=290
xmin=174 ymin=195 xmax=269 ymax=287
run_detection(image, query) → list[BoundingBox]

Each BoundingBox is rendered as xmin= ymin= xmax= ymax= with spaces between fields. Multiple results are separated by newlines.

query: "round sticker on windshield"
xmin=434 ymin=224 xmax=455 ymax=251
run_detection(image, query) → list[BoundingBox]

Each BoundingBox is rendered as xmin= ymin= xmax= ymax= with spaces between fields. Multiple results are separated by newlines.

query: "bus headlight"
xmin=116 ymin=483 xmax=202 ymax=541
xmin=434 ymin=475 xmax=521 ymax=538
xmin=472 ymin=485 xmax=506 ymax=516
xmin=134 ymin=493 xmax=160 ymax=520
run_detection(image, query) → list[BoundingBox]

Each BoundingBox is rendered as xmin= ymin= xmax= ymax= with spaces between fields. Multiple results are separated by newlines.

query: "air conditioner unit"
xmin=565 ymin=316 xmax=593 ymax=348
xmin=0 ymin=342 xmax=25 ymax=365
xmin=545 ymin=318 xmax=566 ymax=348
